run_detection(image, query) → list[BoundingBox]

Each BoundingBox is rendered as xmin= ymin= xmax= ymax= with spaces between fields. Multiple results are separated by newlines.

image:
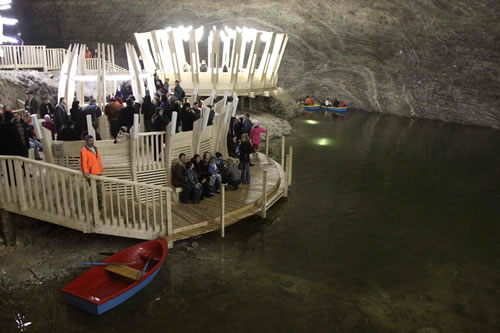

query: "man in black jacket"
xmin=0 ymin=112 xmax=29 ymax=157
xmin=39 ymin=96 xmax=55 ymax=118
xmin=119 ymin=98 xmax=135 ymax=131
xmin=25 ymin=92 xmax=39 ymax=115
xmin=54 ymin=97 xmax=68 ymax=133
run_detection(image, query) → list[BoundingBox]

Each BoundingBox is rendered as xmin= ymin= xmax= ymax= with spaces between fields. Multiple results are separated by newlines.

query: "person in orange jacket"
xmin=85 ymin=46 xmax=93 ymax=59
xmin=80 ymin=135 xmax=103 ymax=207
xmin=306 ymin=96 xmax=314 ymax=105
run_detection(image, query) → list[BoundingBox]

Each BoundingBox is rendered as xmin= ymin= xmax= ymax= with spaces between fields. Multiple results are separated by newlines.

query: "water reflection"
xmin=2 ymin=111 xmax=499 ymax=332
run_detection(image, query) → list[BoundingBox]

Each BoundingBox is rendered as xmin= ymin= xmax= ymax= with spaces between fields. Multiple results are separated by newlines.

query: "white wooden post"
xmin=14 ymin=160 xmax=27 ymax=212
xmin=131 ymin=114 xmax=139 ymax=182
xmin=167 ymin=191 xmax=173 ymax=236
xmin=90 ymin=177 xmax=99 ymax=227
xmin=281 ymin=135 xmax=285 ymax=167
xmin=86 ymin=114 xmax=95 ymax=139
xmin=265 ymin=131 xmax=270 ymax=157
xmin=261 ymin=170 xmax=268 ymax=218
xmin=284 ymin=154 xmax=289 ymax=198
xmin=192 ymin=87 xmax=198 ymax=104
xmin=42 ymin=46 xmax=48 ymax=72
xmin=220 ymin=183 xmax=225 ymax=237
xmin=31 ymin=115 xmax=42 ymax=140
xmin=209 ymin=88 xmax=216 ymax=105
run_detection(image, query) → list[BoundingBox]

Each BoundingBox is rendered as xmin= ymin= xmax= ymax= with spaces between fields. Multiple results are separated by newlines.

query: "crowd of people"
xmin=0 ymin=107 xmax=42 ymax=160
xmin=169 ymin=112 xmax=268 ymax=204
xmin=2 ymin=74 xmax=269 ymax=204
xmin=298 ymin=96 xmax=346 ymax=107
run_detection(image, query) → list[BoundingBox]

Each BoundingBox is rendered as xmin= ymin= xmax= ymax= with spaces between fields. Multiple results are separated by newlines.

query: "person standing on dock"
xmin=80 ymin=135 xmax=104 ymax=209
xmin=250 ymin=121 xmax=267 ymax=159
xmin=239 ymin=134 xmax=254 ymax=184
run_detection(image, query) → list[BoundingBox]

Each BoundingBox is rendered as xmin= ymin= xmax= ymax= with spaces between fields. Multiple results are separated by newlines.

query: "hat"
xmin=254 ymin=121 xmax=259 ymax=126
xmin=154 ymin=92 xmax=160 ymax=96
xmin=44 ymin=114 xmax=50 ymax=120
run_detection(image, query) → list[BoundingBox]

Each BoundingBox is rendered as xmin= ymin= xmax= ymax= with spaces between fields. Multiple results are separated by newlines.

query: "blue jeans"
xmin=29 ymin=138 xmax=42 ymax=160
xmin=240 ymin=162 xmax=250 ymax=184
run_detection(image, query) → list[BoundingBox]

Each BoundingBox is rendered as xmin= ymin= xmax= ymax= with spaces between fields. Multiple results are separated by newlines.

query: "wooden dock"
xmin=0 ymin=152 xmax=287 ymax=246
xmin=1 ymin=94 xmax=292 ymax=246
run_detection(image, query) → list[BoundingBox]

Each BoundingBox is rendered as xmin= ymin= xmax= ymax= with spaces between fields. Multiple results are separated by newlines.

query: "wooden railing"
xmin=0 ymin=45 xmax=127 ymax=72
xmin=0 ymin=156 xmax=173 ymax=239
xmin=85 ymin=58 xmax=128 ymax=72
xmin=135 ymin=131 xmax=167 ymax=171
xmin=0 ymin=45 xmax=49 ymax=71
xmin=46 ymin=48 xmax=67 ymax=70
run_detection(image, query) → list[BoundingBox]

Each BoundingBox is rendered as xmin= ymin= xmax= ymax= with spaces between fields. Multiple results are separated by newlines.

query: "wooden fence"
xmin=0 ymin=45 xmax=127 ymax=72
xmin=0 ymin=156 xmax=173 ymax=239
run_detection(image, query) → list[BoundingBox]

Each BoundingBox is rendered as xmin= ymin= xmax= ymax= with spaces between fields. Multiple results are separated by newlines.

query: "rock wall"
xmin=0 ymin=70 xmax=59 ymax=108
xmin=9 ymin=0 xmax=500 ymax=128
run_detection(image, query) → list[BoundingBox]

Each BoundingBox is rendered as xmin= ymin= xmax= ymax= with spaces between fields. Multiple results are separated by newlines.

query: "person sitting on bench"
xmin=182 ymin=161 xmax=202 ymax=204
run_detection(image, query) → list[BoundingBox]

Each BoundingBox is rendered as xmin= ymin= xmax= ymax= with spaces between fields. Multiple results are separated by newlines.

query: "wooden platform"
xmin=168 ymin=153 xmax=286 ymax=242
xmin=0 ymin=153 xmax=287 ymax=245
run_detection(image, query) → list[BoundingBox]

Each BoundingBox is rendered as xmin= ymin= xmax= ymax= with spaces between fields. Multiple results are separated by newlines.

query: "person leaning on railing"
xmin=80 ymin=135 xmax=104 ymax=209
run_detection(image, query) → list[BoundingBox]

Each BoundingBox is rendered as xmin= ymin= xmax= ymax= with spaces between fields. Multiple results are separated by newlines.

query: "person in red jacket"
xmin=80 ymin=135 xmax=104 ymax=208
xmin=306 ymin=96 xmax=314 ymax=105
xmin=250 ymin=121 xmax=267 ymax=158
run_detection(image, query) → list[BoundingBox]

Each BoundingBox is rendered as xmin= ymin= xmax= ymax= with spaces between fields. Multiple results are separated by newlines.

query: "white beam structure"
xmin=58 ymin=42 xmax=132 ymax=110
xmin=135 ymin=26 xmax=288 ymax=99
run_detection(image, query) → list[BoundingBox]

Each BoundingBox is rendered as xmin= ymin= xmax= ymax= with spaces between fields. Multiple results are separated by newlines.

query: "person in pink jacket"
xmin=250 ymin=121 xmax=267 ymax=158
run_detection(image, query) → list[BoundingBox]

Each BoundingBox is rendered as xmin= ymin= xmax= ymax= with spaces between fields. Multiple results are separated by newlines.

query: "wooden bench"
xmin=173 ymin=187 xmax=183 ymax=202
xmin=105 ymin=264 xmax=142 ymax=281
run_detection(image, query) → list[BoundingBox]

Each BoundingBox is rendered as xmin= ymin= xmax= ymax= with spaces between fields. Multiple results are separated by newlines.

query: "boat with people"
xmin=321 ymin=105 xmax=348 ymax=113
xmin=301 ymin=104 xmax=321 ymax=111
xmin=62 ymin=238 xmax=168 ymax=315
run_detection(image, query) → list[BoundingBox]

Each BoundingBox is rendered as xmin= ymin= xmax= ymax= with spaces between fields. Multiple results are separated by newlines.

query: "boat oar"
xmin=140 ymin=254 xmax=153 ymax=277
xmin=78 ymin=262 xmax=135 ymax=266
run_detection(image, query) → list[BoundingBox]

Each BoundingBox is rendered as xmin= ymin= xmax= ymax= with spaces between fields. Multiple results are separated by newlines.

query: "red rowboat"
xmin=62 ymin=238 xmax=168 ymax=315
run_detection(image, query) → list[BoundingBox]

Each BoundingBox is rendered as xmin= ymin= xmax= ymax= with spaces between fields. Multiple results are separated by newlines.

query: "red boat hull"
xmin=62 ymin=238 xmax=168 ymax=314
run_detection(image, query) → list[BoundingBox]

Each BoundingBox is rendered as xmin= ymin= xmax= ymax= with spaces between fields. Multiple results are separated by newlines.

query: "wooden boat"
xmin=321 ymin=105 xmax=348 ymax=113
xmin=62 ymin=238 xmax=168 ymax=315
xmin=301 ymin=104 xmax=321 ymax=111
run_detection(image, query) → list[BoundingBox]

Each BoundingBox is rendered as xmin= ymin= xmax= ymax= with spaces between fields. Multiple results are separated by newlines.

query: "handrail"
xmin=0 ymin=45 xmax=127 ymax=72
xmin=0 ymin=155 xmax=172 ymax=192
xmin=138 ymin=131 xmax=166 ymax=136
xmin=0 ymin=154 xmax=174 ymax=239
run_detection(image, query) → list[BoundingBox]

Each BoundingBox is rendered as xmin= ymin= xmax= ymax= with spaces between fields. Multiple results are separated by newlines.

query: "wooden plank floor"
xmin=169 ymin=153 xmax=285 ymax=242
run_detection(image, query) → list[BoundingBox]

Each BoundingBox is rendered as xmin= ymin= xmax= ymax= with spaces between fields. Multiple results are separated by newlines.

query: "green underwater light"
xmin=315 ymin=138 xmax=332 ymax=146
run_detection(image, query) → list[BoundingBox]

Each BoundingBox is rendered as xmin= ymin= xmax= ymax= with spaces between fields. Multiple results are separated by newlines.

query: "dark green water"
xmin=3 ymin=111 xmax=500 ymax=332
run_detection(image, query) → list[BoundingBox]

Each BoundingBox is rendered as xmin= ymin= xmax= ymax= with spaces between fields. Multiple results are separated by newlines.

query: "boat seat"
xmin=105 ymin=264 xmax=142 ymax=281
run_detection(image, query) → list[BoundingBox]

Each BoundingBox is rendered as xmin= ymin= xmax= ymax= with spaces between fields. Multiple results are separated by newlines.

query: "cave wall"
xmin=10 ymin=0 xmax=500 ymax=128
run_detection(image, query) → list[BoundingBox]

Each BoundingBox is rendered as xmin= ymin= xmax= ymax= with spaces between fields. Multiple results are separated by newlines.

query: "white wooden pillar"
xmin=281 ymin=135 xmax=285 ymax=167
xmin=86 ymin=114 xmax=96 ymax=139
xmin=220 ymin=184 xmax=225 ymax=237
xmin=261 ymin=170 xmax=268 ymax=218
xmin=165 ymin=111 xmax=177 ymax=185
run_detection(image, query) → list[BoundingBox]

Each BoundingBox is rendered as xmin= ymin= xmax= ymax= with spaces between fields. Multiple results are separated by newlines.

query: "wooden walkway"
xmin=169 ymin=153 xmax=286 ymax=241
xmin=0 ymin=153 xmax=287 ymax=245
